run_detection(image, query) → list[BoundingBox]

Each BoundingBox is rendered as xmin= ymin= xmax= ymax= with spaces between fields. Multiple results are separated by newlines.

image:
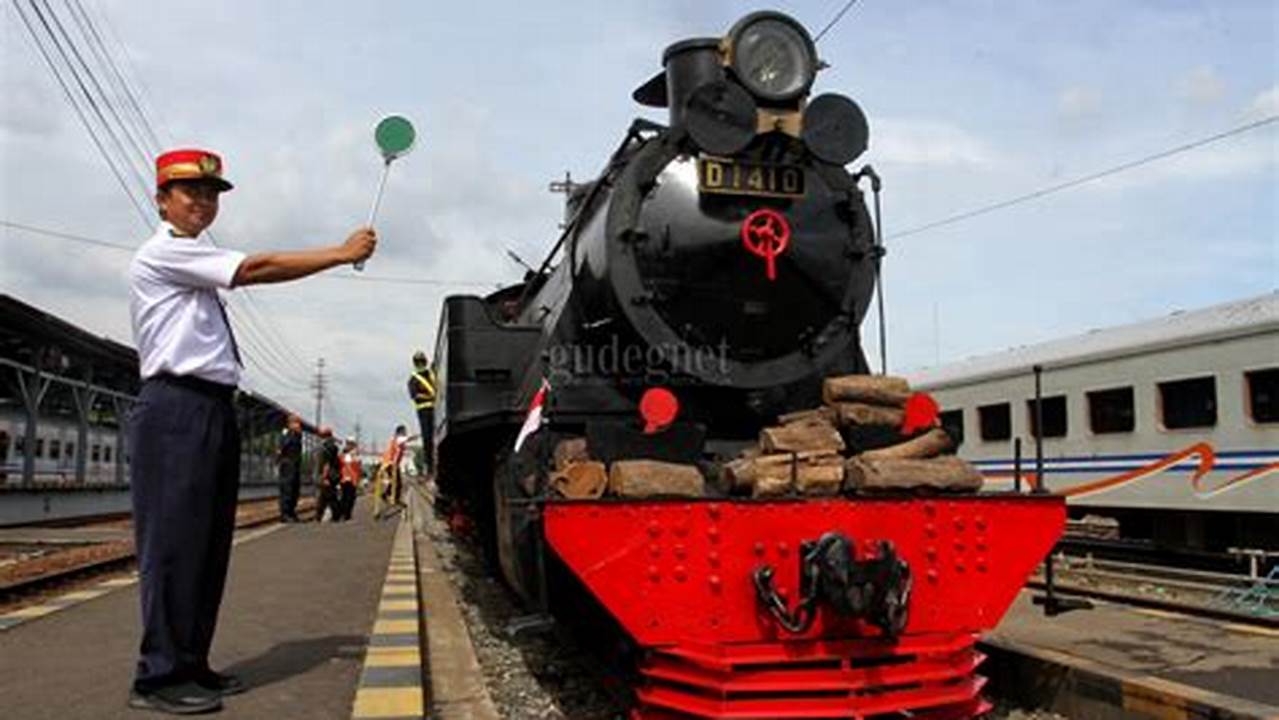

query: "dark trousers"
xmin=416 ymin=406 xmax=434 ymax=474
xmin=337 ymin=483 xmax=356 ymax=520
xmin=278 ymin=461 xmax=300 ymax=518
xmin=128 ymin=376 xmax=240 ymax=688
xmin=316 ymin=484 xmax=337 ymax=522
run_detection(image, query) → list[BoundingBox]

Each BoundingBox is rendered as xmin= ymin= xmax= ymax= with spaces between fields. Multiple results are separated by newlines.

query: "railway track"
xmin=1030 ymin=552 xmax=1279 ymax=628
xmin=0 ymin=496 xmax=310 ymax=604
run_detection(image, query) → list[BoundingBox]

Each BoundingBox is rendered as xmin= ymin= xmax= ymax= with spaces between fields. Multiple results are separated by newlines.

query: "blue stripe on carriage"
xmin=977 ymin=464 xmax=1273 ymax=475
xmin=969 ymin=448 xmax=1278 ymax=466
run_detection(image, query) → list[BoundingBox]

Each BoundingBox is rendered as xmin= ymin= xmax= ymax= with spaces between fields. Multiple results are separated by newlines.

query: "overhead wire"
xmin=87 ymin=0 xmax=172 ymax=147
xmin=8 ymin=0 xmax=151 ymax=227
xmin=64 ymin=0 xmax=162 ymax=155
xmin=813 ymin=0 xmax=860 ymax=43
xmin=888 ymin=114 xmax=1279 ymax=241
xmin=0 ymin=220 xmax=504 ymax=287
xmin=40 ymin=0 xmax=316 ymax=389
xmin=51 ymin=0 xmax=156 ymax=171
xmin=70 ymin=1 xmax=319 ymax=385
xmin=10 ymin=0 xmax=433 ymax=427
xmin=29 ymin=0 xmax=154 ymax=207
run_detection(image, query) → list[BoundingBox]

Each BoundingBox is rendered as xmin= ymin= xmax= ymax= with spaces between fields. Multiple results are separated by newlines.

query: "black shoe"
xmin=192 ymin=669 xmax=246 ymax=696
xmin=129 ymin=682 xmax=223 ymax=714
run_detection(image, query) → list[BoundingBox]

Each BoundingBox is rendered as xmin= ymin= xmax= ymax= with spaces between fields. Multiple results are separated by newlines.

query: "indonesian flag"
xmin=513 ymin=378 xmax=550 ymax=453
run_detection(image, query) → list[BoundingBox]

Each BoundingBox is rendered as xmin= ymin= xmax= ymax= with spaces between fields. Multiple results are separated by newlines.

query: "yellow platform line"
xmin=352 ymin=687 xmax=423 ymax=718
xmin=352 ymin=515 xmax=426 ymax=719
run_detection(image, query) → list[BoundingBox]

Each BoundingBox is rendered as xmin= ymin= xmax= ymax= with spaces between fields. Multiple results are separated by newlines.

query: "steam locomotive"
xmin=434 ymin=11 xmax=1063 ymax=719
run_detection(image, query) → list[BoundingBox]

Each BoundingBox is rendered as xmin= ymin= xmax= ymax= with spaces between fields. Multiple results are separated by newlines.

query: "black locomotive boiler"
xmin=435 ymin=9 xmax=878 ymax=492
xmin=431 ymin=11 xmax=1064 ymax=719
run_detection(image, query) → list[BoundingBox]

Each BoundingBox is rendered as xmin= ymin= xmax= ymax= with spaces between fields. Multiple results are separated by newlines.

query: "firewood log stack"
xmin=544 ymin=373 xmax=983 ymax=500
xmin=723 ymin=374 xmax=983 ymax=497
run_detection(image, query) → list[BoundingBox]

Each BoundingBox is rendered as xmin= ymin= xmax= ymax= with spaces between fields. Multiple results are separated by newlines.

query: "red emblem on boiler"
xmin=740 ymin=208 xmax=791 ymax=281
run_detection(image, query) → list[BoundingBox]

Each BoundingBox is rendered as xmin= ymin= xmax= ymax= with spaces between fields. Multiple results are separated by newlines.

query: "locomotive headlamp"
xmin=727 ymin=12 xmax=817 ymax=103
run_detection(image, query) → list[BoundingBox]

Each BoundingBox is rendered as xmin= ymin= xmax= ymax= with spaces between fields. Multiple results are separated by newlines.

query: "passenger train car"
xmin=910 ymin=293 xmax=1278 ymax=552
xmin=0 ymin=410 xmax=124 ymax=485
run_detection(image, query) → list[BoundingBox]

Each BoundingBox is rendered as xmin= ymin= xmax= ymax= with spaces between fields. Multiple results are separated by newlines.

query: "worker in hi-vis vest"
xmin=407 ymin=350 xmax=437 ymax=474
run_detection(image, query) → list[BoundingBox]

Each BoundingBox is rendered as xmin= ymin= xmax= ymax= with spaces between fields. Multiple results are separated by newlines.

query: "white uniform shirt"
xmin=128 ymin=222 xmax=246 ymax=386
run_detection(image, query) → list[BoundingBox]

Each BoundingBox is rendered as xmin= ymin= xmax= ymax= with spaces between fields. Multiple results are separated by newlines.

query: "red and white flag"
xmin=513 ymin=378 xmax=550 ymax=453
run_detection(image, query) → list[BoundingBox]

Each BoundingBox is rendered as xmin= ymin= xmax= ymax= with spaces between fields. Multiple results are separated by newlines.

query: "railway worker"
xmin=407 ymin=351 xmax=437 ymax=475
xmin=277 ymin=413 xmax=303 ymax=522
xmin=373 ymin=425 xmax=413 ymax=519
xmin=126 ymin=147 xmax=375 ymax=714
xmin=314 ymin=427 xmax=341 ymax=522
xmin=337 ymin=436 xmax=361 ymax=520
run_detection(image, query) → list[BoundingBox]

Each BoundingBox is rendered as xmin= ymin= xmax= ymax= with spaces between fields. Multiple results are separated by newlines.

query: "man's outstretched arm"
xmin=232 ymin=227 xmax=376 ymax=287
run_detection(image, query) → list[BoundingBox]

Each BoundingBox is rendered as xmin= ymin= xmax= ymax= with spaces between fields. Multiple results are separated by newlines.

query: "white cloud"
xmin=1245 ymin=85 xmax=1279 ymax=120
xmin=866 ymin=119 xmax=998 ymax=168
xmin=1178 ymin=65 xmax=1226 ymax=106
xmin=1058 ymin=85 xmax=1103 ymax=122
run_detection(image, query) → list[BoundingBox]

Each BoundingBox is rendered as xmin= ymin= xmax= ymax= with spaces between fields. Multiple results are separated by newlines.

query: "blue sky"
xmin=2 ymin=1 xmax=1275 ymax=440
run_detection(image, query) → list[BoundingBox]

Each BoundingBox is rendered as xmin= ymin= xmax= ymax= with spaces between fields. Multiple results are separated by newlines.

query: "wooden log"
xmin=609 ymin=460 xmax=704 ymax=498
xmin=823 ymin=374 xmax=912 ymax=407
xmin=553 ymin=437 xmax=590 ymax=471
xmin=724 ymin=452 xmax=844 ymax=496
xmin=833 ymin=402 xmax=905 ymax=428
xmin=861 ymin=427 xmax=952 ymax=461
xmin=794 ymin=462 xmax=845 ymax=496
xmin=759 ymin=421 xmax=845 ymax=454
xmin=749 ymin=459 xmax=845 ymax=498
xmin=777 ymin=406 xmax=836 ymax=426
xmin=844 ymin=456 xmax=983 ymax=493
xmin=752 ymin=474 xmax=792 ymax=498
xmin=550 ymin=461 xmax=608 ymax=499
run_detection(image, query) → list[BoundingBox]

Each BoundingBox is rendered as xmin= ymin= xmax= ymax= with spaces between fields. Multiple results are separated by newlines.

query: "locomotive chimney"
xmin=662 ymin=38 xmax=723 ymax=129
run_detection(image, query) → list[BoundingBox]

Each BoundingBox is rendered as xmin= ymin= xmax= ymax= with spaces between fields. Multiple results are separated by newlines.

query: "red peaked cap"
xmin=155 ymin=148 xmax=233 ymax=192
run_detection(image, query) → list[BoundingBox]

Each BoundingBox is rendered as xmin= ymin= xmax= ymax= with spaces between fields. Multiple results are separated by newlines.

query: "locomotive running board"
xmin=543 ymin=495 xmax=1065 ymax=719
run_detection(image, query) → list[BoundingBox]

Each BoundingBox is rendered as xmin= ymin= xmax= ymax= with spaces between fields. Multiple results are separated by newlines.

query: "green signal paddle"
xmin=356 ymin=114 xmax=417 ymax=270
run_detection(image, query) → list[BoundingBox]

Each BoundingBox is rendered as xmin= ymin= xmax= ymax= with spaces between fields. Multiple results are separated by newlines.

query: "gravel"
xmin=423 ymin=508 xmax=627 ymax=719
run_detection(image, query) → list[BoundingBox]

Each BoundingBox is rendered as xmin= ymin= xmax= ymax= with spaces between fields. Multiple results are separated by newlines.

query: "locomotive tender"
xmin=435 ymin=11 xmax=1064 ymax=718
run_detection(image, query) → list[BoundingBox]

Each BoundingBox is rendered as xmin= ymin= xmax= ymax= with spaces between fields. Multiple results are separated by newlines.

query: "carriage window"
xmin=15 ymin=436 xmax=25 ymax=457
xmin=1158 ymin=376 xmax=1216 ymax=429
xmin=49 ymin=439 xmax=61 ymax=460
xmin=978 ymin=403 xmax=1011 ymax=441
xmin=939 ymin=410 xmax=964 ymax=447
xmin=1026 ymin=396 xmax=1067 ymax=438
xmin=104 ymin=446 xmax=113 ymax=463
xmin=92 ymin=444 xmax=101 ymax=462
xmin=35 ymin=438 xmax=44 ymax=458
xmin=1088 ymin=386 xmax=1135 ymax=434
xmin=0 ymin=432 xmax=8 ymax=463
xmin=65 ymin=442 xmax=75 ymax=459
xmin=1247 ymin=368 xmax=1279 ymax=423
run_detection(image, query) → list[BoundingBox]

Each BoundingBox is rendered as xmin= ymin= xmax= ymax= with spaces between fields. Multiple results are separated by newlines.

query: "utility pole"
xmin=549 ymin=170 xmax=579 ymax=229
xmin=311 ymin=358 xmax=326 ymax=428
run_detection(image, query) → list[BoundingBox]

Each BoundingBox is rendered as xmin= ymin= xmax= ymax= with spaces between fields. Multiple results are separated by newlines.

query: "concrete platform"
xmin=0 ymin=495 xmax=401 ymax=719
xmin=985 ymin=590 xmax=1279 ymax=719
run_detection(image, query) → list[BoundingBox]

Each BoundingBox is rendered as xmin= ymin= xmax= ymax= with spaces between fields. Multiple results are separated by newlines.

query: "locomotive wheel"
xmin=491 ymin=444 xmax=543 ymax=604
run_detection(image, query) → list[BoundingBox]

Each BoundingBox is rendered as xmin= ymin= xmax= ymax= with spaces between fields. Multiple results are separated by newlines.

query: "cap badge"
xmin=198 ymin=155 xmax=220 ymax=176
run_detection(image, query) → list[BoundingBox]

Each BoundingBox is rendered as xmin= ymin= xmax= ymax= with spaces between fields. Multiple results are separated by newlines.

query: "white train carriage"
xmin=0 ymin=410 xmax=124 ymax=485
xmin=910 ymin=293 xmax=1278 ymax=551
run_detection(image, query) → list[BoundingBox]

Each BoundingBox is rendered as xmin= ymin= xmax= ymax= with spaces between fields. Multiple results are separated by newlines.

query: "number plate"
xmin=697 ymin=157 xmax=805 ymax=198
